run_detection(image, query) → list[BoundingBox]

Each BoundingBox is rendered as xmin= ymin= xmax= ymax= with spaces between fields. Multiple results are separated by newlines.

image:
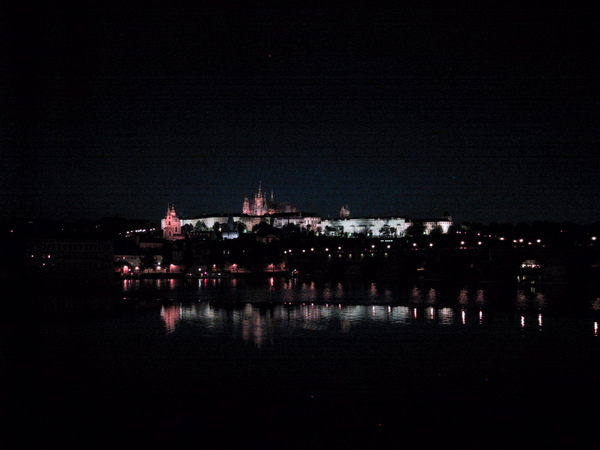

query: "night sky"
xmin=3 ymin=3 xmax=599 ymax=224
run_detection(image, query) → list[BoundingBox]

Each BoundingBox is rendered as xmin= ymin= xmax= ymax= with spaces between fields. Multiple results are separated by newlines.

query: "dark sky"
xmin=2 ymin=3 xmax=599 ymax=224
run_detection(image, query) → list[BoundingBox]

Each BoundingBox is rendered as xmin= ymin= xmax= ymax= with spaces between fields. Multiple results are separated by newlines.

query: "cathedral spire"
xmin=340 ymin=204 xmax=350 ymax=218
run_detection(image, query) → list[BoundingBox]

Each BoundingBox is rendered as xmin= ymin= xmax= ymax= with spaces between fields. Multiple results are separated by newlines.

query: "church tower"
xmin=242 ymin=195 xmax=251 ymax=215
xmin=340 ymin=204 xmax=350 ymax=218
xmin=253 ymin=182 xmax=267 ymax=216
xmin=162 ymin=204 xmax=182 ymax=240
xmin=241 ymin=182 xmax=295 ymax=215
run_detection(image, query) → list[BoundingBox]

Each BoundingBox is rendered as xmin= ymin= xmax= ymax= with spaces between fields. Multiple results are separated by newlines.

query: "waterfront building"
xmin=114 ymin=254 xmax=164 ymax=273
xmin=25 ymin=238 xmax=114 ymax=278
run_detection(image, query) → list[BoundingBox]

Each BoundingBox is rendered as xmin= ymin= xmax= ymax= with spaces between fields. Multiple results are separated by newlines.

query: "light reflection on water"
xmin=124 ymin=278 xmax=448 ymax=305
xmin=158 ymin=301 xmax=562 ymax=348
xmin=22 ymin=280 xmax=600 ymax=448
xmin=122 ymin=278 xmax=600 ymax=345
xmin=126 ymin=278 xmax=499 ymax=305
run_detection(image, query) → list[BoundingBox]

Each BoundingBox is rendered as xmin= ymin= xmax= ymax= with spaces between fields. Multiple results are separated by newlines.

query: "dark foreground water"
xmin=4 ymin=278 xmax=600 ymax=448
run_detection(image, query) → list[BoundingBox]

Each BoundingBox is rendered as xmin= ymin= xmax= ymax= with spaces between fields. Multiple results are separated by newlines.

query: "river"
xmin=4 ymin=277 xmax=600 ymax=448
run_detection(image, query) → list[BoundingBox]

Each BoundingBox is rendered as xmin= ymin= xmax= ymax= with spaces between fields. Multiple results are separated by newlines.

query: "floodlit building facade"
xmin=161 ymin=184 xmax=452 ymax=240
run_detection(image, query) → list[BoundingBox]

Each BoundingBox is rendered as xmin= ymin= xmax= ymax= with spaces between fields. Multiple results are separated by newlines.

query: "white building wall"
xmin=181 ymin=216 xmax=263 ymax=232
xmin=421 ymin=220 xmax=452 ymax=234
xmin=166 ymin=213 xmax=450 ymax=238
xmin=320 ymin=217 xmax=410 ymax=237
xmin=272 ymin=215 xmax=321 ymax=229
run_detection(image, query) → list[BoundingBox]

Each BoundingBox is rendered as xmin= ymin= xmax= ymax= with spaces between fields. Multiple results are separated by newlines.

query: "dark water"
xmin=4 ymin=278 xmax=600 ymax=448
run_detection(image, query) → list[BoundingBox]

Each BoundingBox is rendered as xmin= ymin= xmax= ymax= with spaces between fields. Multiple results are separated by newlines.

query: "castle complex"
xmin=161 ymin=183 xmax=452 ymax=240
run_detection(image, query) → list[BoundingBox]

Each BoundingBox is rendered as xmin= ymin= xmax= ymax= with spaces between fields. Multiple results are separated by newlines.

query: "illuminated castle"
xmin=161 ymin=183 xmax=452 ymax=240
xmin=242 ymin=182 xmax=297 ymax=216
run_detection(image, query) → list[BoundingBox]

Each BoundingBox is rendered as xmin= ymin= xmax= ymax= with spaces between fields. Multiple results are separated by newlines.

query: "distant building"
xmin=25 ymin=238 xmax=114 ymax=278
xmin=411 ymin=212 xmax=453 ymax=234
xmin=181 ymin=214 xmax=263 ymax=236
xmin=221 ymin=216 xmax=240 ymax=240
xmin=271 ymin=212 xmax=321 ymax=230
xmin=320 ymin=216 xmax=409 ymax=237
xmin=114 ymin=254 xmax=164 ymax=273
xmin=243 ymin=182 xmax=296 ymax=215
xmin=160 ymin=184 xmax=452 ymax=239
xmin=161 ymin=205 xmax=184 ymax=241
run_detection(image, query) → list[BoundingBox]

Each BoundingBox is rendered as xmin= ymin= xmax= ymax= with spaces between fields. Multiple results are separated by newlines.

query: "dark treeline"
xmin=0 ymin=217 xmax=157 ymax=239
